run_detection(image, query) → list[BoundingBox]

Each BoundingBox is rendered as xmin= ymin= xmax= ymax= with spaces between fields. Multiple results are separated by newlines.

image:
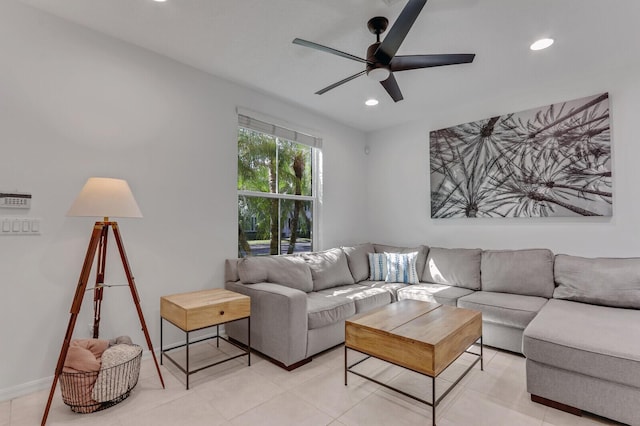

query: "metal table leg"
xmin=160 ymin=315 xmax=251 ymax=390
xmin=247 ymin=317 xmax=251 ymax=366
xmin=344 ymin=345 xmax=348 ymax=386
xmin=160 ymin=317 xmax=163 ymax=365
xmin=186 ymin=330 xmax=190 ymax=390
xmin=432 ymin=377 xmax=436 ymax=426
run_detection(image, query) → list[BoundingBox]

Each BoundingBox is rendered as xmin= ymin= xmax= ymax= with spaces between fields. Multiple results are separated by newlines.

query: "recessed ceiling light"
xmin=365 ymin=99 xmax=379 ymax=106
xmin=153 ymin=0 xmax=167 ymax=2
xmin=530 ymin=38 xmax=554 ymax=51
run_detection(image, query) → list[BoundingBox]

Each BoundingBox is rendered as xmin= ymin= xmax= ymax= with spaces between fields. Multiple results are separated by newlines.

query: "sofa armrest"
xmin=225 ymin=281 xmax=308 ymax=367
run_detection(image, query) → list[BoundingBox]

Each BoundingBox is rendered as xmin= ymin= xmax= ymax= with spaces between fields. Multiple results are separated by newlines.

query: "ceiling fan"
xmin=292 ymin=0 xmax=475 ymax=102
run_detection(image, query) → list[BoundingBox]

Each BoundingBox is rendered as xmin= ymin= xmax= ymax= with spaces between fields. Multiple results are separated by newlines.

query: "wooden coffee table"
xmin=160 ymin=288 xmax=250 ymax=389
xmin=345 ymin=299 xmax=482 ymax=425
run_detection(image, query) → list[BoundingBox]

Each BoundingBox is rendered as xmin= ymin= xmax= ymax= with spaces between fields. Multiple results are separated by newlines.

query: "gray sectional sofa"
xmin=523 ymin=255 xmax=640 ymax=426
xmin=224 ymin=243 xmax=640 ymax=425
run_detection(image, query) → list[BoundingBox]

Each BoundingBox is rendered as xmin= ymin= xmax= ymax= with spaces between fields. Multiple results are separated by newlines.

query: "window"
xmin=237 ymin=113 xmax=321 ymax=257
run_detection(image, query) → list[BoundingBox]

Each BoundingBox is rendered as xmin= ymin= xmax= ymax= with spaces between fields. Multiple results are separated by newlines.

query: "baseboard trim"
xmin=531 ymin=394 xmax=582 ymax=416
xmin=0 ymin=376 xmax=52 ymax=402
xmin=0 ymin=348 xmax=163 ymax=403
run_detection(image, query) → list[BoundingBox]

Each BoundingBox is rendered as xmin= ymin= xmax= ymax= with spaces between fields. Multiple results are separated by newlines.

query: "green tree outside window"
xmin=237 ymin=127 xmax=315 ymax=257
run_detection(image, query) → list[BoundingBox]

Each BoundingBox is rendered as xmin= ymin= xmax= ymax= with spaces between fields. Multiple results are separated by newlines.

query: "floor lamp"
xmin=42 ymin=178 xmax=165 ymax=425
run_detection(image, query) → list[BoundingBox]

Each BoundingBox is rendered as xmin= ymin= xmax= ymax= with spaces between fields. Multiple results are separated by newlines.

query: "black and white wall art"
xmin=430 ymin=93 xmax=612 ymax=218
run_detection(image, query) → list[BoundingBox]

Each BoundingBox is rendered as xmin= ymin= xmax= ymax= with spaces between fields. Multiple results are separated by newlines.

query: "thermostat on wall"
xmin=0 ymin=192 xmax=32 ymax=209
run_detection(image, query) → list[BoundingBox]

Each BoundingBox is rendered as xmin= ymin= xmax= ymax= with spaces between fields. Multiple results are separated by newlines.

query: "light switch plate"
xmin=0 ymin=217 xmax=40 ymax=235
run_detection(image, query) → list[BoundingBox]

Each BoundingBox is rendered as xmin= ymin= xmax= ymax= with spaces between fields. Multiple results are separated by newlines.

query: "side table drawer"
xmin=160 ymin=289 xmax=250 ymax=331
xmin=191 ymin=297 xmax=250 ymax=328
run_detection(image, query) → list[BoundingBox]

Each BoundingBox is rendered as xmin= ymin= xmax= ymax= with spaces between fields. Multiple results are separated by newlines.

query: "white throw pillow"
xmin=368 ymin=253 xmax=388 ymax=281
xmin=386 ymin=251 xmax=419 ymax=284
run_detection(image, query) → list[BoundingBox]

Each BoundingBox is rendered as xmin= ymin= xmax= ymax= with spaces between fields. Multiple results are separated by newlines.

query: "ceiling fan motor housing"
xmin=366 ymin=42 xmax=391 ymax=81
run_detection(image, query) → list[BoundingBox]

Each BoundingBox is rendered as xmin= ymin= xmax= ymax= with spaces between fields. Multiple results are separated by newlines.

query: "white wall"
xmin=365 ymin=62 xmax=640 ymax=257
xmin=0 ymin=1 xmax=368 ymax=398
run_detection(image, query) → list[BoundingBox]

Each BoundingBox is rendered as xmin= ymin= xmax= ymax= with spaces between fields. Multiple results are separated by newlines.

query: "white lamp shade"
xmin=67 ymin=177 xmax=143 ymax=218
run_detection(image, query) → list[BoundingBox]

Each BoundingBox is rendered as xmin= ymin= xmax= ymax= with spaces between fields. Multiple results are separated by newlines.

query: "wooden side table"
xmin=160 ymin=288 xmax=250 ymax=389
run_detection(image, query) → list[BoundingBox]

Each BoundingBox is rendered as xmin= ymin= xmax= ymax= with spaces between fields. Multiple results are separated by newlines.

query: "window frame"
xmin=236 ymin=109 xmax=322 ymax=257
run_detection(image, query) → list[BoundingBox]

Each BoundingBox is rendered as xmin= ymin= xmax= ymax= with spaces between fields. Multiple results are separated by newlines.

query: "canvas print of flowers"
xmin=430 ymin=93 xmax=611 ymax=218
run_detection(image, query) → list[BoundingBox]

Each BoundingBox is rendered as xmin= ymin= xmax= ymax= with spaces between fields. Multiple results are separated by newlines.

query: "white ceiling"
xmin=18 ymin=0 xmax=640 ymax=132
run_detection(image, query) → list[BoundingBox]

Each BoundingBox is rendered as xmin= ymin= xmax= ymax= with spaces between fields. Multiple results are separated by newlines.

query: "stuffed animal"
xmin=108 ymin=335 xmax=133 ymax=346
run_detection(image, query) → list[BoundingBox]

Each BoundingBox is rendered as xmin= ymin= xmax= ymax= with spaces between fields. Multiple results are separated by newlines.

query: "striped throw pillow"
xmin=368 ymin=253 xmax=388 ymax=281
xmin=386 ymin=251 xmax=419 ymax=284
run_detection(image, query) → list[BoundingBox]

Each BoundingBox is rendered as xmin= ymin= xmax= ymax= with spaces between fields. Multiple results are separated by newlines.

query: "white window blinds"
xmin=237 ymin=114 xmax=322 ymax=149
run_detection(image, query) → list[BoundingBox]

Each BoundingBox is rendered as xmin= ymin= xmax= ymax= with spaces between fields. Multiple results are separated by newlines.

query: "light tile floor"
xmin=3 ymin=340 xmax=622 ymax=426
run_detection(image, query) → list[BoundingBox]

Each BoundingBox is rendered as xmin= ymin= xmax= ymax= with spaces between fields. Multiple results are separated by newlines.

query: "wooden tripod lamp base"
xmin=42 ymin=178 xmax=165 ymax=425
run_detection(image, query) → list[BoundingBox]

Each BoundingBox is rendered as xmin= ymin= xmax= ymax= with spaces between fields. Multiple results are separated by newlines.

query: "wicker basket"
xmin=59 ymin=346 xmax=142 ymax=413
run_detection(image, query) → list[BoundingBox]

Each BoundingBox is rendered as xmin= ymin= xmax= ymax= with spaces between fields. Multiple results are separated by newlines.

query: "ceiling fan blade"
xmin=315 ymin=70 xmax=367 ymax=95
xmin=391 ymin=53 xmax=475 ymax=71
xmin=375 ymin=0 xmax=427 ymax=64
xmin=293 ymin=38 xmax=370 ymax=64
xmin=380 ymin=73 xmax=404 ymax=102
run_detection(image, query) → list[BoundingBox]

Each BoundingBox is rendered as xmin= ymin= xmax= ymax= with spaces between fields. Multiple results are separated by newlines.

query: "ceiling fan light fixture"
xmin=365 ymin=98 xmax=379 ymax=106
xmin=530 ymin=38 xmax=554 ymax=51
xmin=367 ymin=67 xmax=391 ymax=82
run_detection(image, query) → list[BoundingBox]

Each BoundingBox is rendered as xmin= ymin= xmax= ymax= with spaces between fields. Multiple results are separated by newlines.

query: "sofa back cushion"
xmin=554 ymin=254 xmax=640 ymax=308
xmin=303 ymin=248 xmax=355 ymax=291
xmin=224 ymin=259 xmax=240 ymax=282
xmin=374 ymin=244 xmax=429 ymax=279
xmin=237 ymin=255 xmax=313 ymax=292
xmin=481 ymin=249 xmax=554 ymax=298
xmin=342 ymin=243 xmax=375 ymax=283
xmin=422 ymin=247 xmax=482 ymax=290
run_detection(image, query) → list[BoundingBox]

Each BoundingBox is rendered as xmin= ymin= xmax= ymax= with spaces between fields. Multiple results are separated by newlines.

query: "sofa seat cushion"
xmin=457 ymin=291 xmax=547 ymax=329
xmin=361 ymin=281 xmax=407 ymax=302
xmin=306 ymin=292 xmax=356 ymax=330
xmin=396 ymin=284 xmax=474 ymax=307
xmin=523 ymin=299 xmax=640 ymax=388
xmin=316 ymin=284 xmax=391 ymax=314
